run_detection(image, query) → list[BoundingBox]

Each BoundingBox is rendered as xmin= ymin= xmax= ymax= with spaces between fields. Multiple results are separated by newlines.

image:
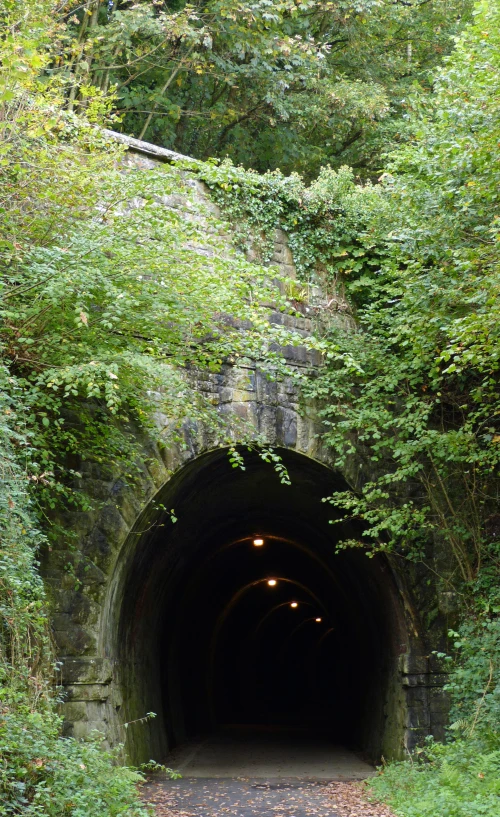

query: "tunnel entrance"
xmin=115 ymin=448 xmax=409 ymax=765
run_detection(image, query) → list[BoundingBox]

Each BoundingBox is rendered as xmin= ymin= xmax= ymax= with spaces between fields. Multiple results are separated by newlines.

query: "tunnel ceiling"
xmin=118 ymin=448 xmax=408 ymax=757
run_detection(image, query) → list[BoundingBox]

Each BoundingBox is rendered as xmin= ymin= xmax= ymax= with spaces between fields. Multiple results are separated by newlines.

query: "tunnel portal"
xmin=49 ymin=143 xmax=449 ymax=761
xmin=114 ymin=448 xmax=409 ymax=764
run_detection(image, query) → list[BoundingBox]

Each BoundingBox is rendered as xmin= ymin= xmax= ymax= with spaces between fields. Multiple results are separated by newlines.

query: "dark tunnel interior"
xmin=117 ymin=448 xmax=407 ymax=763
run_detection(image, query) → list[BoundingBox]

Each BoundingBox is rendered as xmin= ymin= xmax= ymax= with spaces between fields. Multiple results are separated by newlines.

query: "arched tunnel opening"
xmin=113 ymin=448 xmax=409 ymax=766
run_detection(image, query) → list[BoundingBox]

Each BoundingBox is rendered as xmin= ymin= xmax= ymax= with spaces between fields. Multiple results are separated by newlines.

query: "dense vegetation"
xmin=1 ymin=0 xmax=499 ymax=815
xmin=14 ymin=0 xmax=471 ymax=176
xmin=199 ymin=6 xmax=500 ymax=811
xmin=0 ymin=2 xmax=298 ymax=812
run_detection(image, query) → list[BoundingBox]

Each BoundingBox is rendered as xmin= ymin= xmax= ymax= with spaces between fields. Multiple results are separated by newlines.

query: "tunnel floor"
xmin=164 ymin=728 xmax=374 ymax=779
xmin=141 ymin=730 xmax=386 ymax=817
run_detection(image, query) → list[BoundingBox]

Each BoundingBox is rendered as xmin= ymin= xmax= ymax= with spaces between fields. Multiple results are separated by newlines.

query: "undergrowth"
xmin=0 ymin=378 xmax=151 ymax=815
xmin=370 ymin=601 xmax=500 ymax=817
xmin=371 ymin=738 xmax=500 ymax=817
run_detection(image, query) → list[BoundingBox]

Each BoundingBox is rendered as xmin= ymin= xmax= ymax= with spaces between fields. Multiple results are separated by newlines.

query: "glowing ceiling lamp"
xmin=315 ymin=617 xmax=322 ymax=623
xmin=290 ymin=602 xmax=298 ymax=608
xmin=267 ymin=579 xmax=277 ymax=587
xmin=253 ymin=538 xmax=264 ymax=547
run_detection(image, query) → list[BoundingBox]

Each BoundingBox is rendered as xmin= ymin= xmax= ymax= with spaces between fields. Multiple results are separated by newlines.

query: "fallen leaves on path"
xmin=141 ymin=778 xmax=397 ymax=817
xmin=324 ymin=782 xmax=397 ymax=817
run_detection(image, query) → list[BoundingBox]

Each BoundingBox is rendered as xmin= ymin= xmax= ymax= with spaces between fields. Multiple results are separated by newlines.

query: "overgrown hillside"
xmin=1 ymin=1 xmax=500 ymax=815
xmin=5 ymin=0 xmax=472 ymax=177
xmin=0 ymin=2 xmax=299 ymax=812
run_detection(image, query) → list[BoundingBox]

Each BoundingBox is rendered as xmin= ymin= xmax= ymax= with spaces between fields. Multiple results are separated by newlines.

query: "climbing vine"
xmin=193 ymin=158 xmax=387 ymax=290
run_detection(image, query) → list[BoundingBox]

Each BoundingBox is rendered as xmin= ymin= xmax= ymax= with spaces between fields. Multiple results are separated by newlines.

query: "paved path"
xmin=142 ymin=730 xmax=380 ymax=817
xmin=164 ymin=729 xmax=374 ymax=780
xmin=144 ymin=778 xmax=346 ymax=816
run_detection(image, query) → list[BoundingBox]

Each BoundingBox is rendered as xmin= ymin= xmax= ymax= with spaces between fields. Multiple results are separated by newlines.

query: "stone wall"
xmin=42 ymin=133 xmax=450 ymax=763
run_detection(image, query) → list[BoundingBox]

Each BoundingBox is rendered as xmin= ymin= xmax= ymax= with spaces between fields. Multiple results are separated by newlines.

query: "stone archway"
xmin=51 ymin=438 xmax=444 ymax=766
xmin=110 ymin=447 xmax=413 ymax=764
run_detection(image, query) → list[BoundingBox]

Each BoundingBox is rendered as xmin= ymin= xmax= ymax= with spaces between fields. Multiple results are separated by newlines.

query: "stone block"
xmin=405 ymin=727 xmax=429 ymax=752
xmin=86 ymin=701 xmax=111 ymax=723
xmin=70 ymin=721 xmax=99 ymax=740
xmin=427 ymin=673 xmax=449 ymax=687
xmin=399 ymin=653 xmax=429 ymax=674
xmin=232 ymin=389 xmax=256 ymax=403
xmin=405 ymin=706 xmax=431 ymax=729
xmin=309 ymin=348 xmax=324 ymax=367
xmin=81 ymin=478 xmax=113 ymax=502
xmin=257 ymin=405 xmax=278 ymax=442
xmin=218 ymin=387 xmax=233 ymax=403
xmin=115 ymin=489 xmax=143 ymax=528
xmin=232 ymin=371 xmax=255 ymax=391
xmin=232 ymin=402 xmax=250 ymax=420
xmin=145 ymin=454 xmax=167 ymax=488
xmin=402 ymin=673 xmax=428 ymax=687
xmin=97 ymin=504 xmax=130 ymax=548
xmin=65 ymin=684 xmax=111 ymax=702
xmin=59 ymin=657 xmax=113 ymax=685
xmin=55 ymin=510 xmax=99 ymax=539
xmin=75 ymin=557 xmax=106 ymax=589
xmin=82 ymin=528 xmax=113 ymax=570
xmin=429 ymin=689 xmax=451 ymax=724
xmin=61 ymin=701 xmax=88 ymax=722
xmin=282 ymin=344 xmax=308 ymax=364
xmin=53 ymin=625 xmax=95 ymax=656
xmin=276 ymin=407 xmax=298 ymax=448
xmin=280 ymin=263 xmax=296 ymax=279
xmin=406 ymin=686 xmax=429 ymax=707
xmin=256 ymin=373 xmax=278 ymax=406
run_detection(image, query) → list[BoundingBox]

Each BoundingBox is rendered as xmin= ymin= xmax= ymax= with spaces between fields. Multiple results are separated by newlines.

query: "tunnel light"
xmin=315 ymin=617 xmax=322 ymax=622
xmin=290 ymin=602 xmax=298 ymax=608
xmin=253 ymin=538 xmax=264 ymax=546
xmin=267 ymin=579 xmax=277 ymax=587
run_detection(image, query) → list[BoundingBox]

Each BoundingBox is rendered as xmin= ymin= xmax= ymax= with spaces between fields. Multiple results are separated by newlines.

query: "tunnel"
xmin=113 ymin=448 xmax=409 ymax=765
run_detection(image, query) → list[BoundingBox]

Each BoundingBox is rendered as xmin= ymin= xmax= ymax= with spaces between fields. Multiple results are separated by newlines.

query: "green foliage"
xmin=447 ymin=617 xmax=500 ymax=741
xmin=1 ymin=4 xmax=499 ymax=817
xmin=296 ymin=0 xmax=500 ymax=584
xmin=183 ymin=0 xmax=500 ymax=589
xmin=194 ymin=157 xmax=384 ymax=285
xmin=0 ymin=702 xmax=149 ymax=816
xmin=370 ymin=739 xmax=500 ymax=817
xmin=2 ymin=87 xmax=305 ymax=512
xmin=370 ymin=593 xmax=500 ymax=816
xmin=0 ymin=378 xmax=152 ymax=815
xmin=0 ymin=4 xmax=298 ymax=814
xmin=349 ymin=8 xmax=500 ymax=814
xmin=0 ymin=377 xmax=50 ymax=694
xmin=28 ymin=0 xmax=471 ymax=176
xmin=3 ymin=154 xmax=295 ymax=505
xmin=370 ymin=608 xmax=500 ymax=817
xmin=194 ymin=16 xmax=500 ymax=817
